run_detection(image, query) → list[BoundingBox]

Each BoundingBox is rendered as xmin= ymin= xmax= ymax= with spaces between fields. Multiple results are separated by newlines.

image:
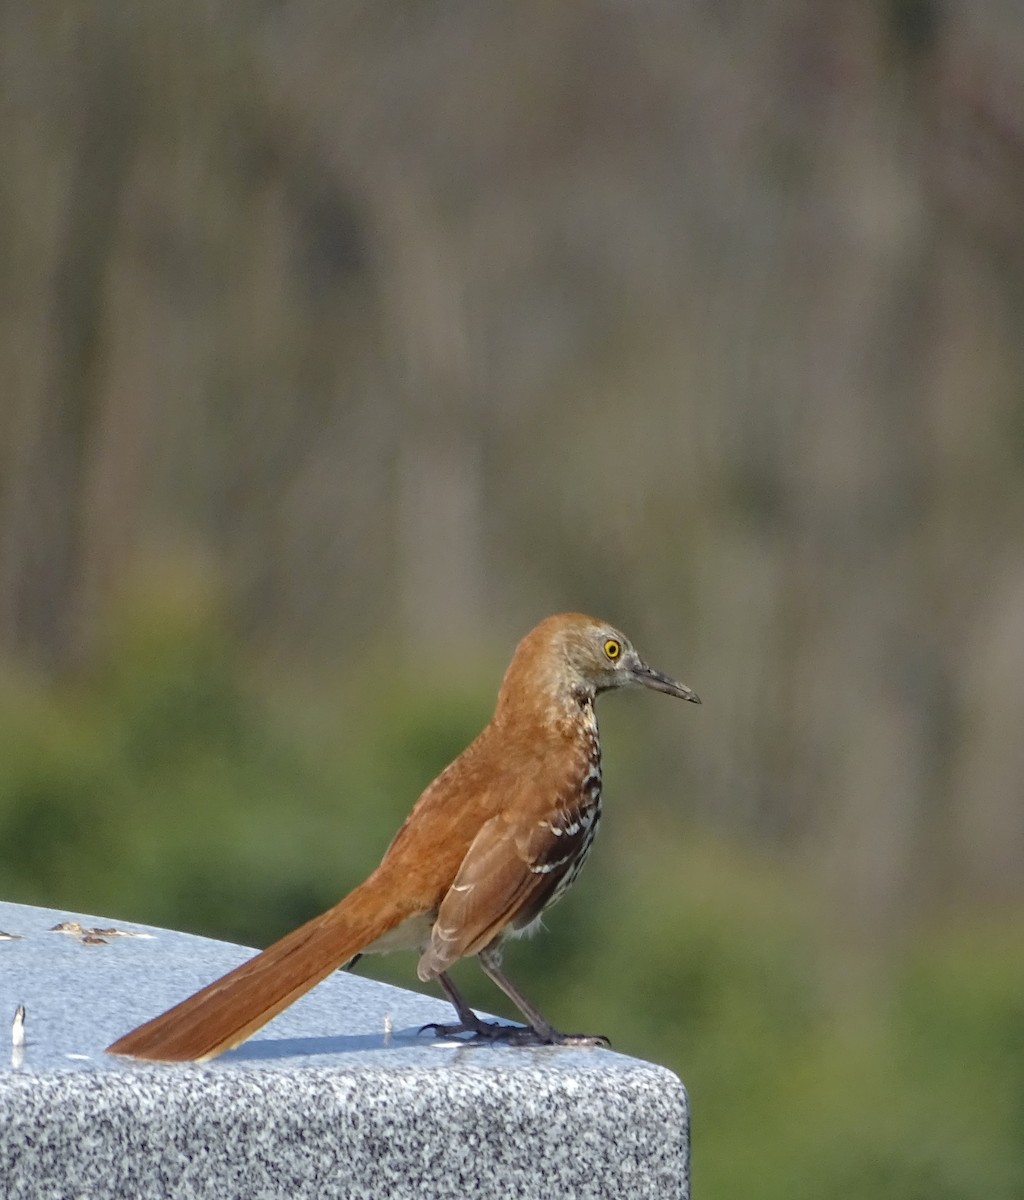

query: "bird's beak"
xmin=631 ymin=661 xmax=701 ymax=704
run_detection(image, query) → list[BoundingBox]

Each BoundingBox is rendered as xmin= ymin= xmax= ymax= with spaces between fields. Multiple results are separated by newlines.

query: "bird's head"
xmin=497 ymin=612 xmax=700 ymax=719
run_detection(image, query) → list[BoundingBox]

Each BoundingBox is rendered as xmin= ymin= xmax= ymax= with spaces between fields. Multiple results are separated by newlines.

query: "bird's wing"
xmin=416 ymin=800 xmax=596 ymax=979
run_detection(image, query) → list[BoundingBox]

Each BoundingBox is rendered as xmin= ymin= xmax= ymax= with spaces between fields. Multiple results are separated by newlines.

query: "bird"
xmin=107 ymin=612 xmax=700 ymax=1061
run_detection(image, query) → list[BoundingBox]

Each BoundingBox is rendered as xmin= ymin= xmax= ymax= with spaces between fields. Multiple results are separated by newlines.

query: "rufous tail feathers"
xmin=107 ymin=880 xmax=407 ymax=1062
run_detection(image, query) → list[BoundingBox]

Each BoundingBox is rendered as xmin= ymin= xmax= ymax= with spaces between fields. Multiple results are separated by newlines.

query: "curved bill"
xmin=631 ymin=661 xmax=701 ymax=704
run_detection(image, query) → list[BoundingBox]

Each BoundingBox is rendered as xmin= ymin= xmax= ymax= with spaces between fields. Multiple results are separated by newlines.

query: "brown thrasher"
xmin=107 ymin=612 xmax=699 ymax=1061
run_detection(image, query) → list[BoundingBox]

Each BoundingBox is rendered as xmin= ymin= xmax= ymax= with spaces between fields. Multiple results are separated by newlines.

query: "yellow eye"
xmin=603 ymin=638 xmax=622 ymax=661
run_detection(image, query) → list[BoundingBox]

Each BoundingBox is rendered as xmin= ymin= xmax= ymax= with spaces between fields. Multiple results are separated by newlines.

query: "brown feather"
xmin=107 ymin=878 xmax=410 ymax=1061
xmin=417 ymin=733 xmax=602 ymax=978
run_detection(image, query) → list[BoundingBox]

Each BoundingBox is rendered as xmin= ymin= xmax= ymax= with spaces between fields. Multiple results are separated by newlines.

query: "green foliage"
xmin=0 ymin=597 xmax=491 ymax=948
xmin=1 ymin=610 xmax=1022 ymax=1199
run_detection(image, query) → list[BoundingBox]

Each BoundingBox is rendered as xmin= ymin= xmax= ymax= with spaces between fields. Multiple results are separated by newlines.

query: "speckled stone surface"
xmin=0 ymin=901 xmax=689 ymax=1199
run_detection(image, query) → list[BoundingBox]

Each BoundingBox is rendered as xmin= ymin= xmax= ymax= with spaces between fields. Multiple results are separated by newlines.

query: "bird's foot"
xmin=419 ymin=1019 xmax=609 ymax=1048
xmin=419 ymin=1017 xmax=520 ymax=1042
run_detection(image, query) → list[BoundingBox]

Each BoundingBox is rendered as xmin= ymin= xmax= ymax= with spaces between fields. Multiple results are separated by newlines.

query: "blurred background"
xmin=2 ymin=1 xmax=1023 ymax=1195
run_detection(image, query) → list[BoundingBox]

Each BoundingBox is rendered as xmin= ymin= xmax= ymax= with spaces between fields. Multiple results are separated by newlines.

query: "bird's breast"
xmin=513 ymin=723 xmax=604 ymax=924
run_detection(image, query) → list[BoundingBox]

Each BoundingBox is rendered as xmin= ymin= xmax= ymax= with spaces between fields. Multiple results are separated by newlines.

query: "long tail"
xmin=106 ymin=879 xmax=408 ymax=1062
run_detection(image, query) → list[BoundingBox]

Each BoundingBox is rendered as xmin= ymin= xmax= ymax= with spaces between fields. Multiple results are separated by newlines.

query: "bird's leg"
xmin=420 ymin=968 xmax=549 ymax=1045
xmin=477 ymin=947 xmax=609 ymax=1048
xmin=419 ymin=971 xmax=517 ymax=1040
xmin=421 ymin=948 xmax=609 ymax=1047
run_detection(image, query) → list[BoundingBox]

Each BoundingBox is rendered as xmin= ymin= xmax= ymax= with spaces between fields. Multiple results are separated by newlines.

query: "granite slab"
xmin=0 ymin=900 xmax=689 ymax=1199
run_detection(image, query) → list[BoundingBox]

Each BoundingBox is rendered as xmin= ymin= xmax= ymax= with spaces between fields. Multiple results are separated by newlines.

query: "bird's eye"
xmin=603 ymin=638 xmax=622 ymax=661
